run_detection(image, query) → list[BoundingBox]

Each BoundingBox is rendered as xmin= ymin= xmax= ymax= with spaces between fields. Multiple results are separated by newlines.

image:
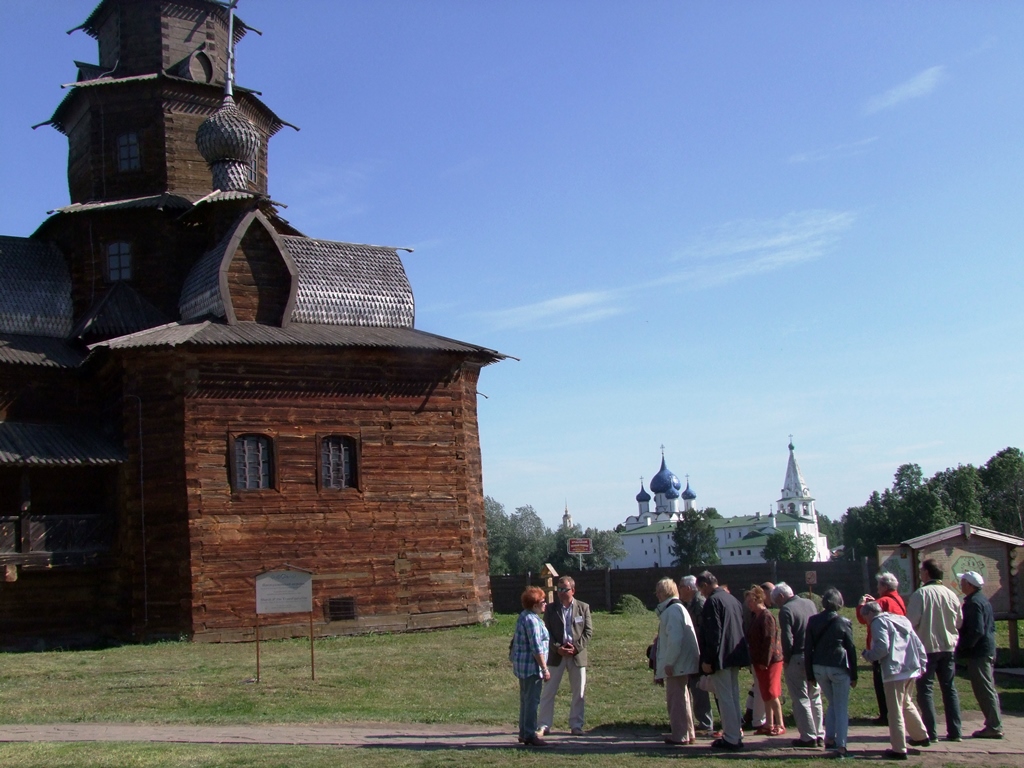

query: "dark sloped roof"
xmin=90 ymin=321 xmax=505 ymax=362
xmin=70 ymin=282 xmax=172 ymax=341
xmin=0 ymin=422 xmax=125 ymax=466
xmin=47 ymin=193 xmax=197 ymax=216
xmin=0 ymin=236 xmax=73 ymax=338
xmin=0 ymin=334 xmax=85 ymax=368
xmin=282 ymin=237 xmax=416 ymax=328
xmin=45 ymin=75 xmax=290 ymax=136
xmin=179 ymin=230 xmax=231 ymax=322
xmin=74 ymin=0 xmax=253 ymax=42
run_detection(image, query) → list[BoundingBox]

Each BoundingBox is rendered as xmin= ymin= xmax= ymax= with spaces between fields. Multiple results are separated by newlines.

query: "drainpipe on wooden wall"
xmin=125 ymin=394 xmax=148 ymax=631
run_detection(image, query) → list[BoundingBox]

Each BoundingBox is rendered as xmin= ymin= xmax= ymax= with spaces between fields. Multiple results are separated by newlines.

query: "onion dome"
xmin=635 ymin=482 xmax=651 ymax=503
xmin=649 ymin=456 xmax=682 ymax=495
xmin=682 ymin=481 xmax=697 ymax=501
xmin=196 ymin=95 xmax=260 ymax=191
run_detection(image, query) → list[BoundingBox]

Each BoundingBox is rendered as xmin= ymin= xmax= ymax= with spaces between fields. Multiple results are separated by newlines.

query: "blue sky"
xmin=2 ymin=2 xmax=1023 ymax=533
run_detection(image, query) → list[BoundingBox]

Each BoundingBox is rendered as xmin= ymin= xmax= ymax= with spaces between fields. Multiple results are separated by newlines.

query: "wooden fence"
xmin=490 ymin=558 xmax=879 ymax=614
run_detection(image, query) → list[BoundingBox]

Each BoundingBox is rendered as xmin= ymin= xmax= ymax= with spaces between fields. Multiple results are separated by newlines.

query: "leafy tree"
xmin=843 ymin=462 xmax=962 ymax=559
xmin=762 ymin=529 xmax=816 ymax=563
xmin=545 ymin=521 xmax=585 ymax=574
xmin=585 ymin=526 xmax=627 ymax=569
xmin=928 ymin=464 xmax=988 ymax=527
xmin=702 ymin=507 xmax=723 ymax=519
xmin=505 ymin=504 xmax=554 ymax=575
xmin=816 ymin=514 xmax=843 ymax=549
xmin=671 ymin=507 xmax=720 ymax=569
xmin=980 ymin=447 xmax=1024 ymax=537
xmin=484 ymin=495 xmax=512 ymax=574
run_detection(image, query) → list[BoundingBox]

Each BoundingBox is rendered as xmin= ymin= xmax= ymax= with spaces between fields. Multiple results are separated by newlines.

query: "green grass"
xmin=0 ymin=744 xmax=1017 ymax=768
xmin=0 ymin=610 xmax=1019 ymax=726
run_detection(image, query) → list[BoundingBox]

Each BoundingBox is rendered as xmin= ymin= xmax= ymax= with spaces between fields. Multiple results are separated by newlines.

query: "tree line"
xmin=484 ymin=496 xmax=626 ymax=575
xmin=842 ymin=446 xmax=1024 ymax=559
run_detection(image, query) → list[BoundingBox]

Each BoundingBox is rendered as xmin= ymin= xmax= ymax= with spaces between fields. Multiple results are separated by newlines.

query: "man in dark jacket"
xmin=680 ymin=574 xmax=714 ymax=733
xmin=697 ymin=570 xmax=750 ymax=751
xmin=956 ymin=571 xmax=1003 ymax=739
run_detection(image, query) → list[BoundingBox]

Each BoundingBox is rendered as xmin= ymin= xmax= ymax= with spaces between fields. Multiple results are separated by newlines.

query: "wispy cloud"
xmin=670 ymin=209 xmax=857 ymax=289
xmin=481 ymin=290 xmax=624 ymax=331
xmin=788 ymin=137 xmax=879 ymax=164
xmin=864 ymin=65 xmax=945 ymax=115
xmin=476 ymin=210 xmax=856 ymax=331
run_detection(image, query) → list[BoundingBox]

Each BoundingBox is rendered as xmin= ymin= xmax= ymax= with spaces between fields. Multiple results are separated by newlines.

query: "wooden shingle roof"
xmin=0 ymin=236 xmax=73 ymax=339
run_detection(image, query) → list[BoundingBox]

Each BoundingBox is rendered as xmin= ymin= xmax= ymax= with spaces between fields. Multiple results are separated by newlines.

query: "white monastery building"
xmin=613 ymin=441 xmax=831 ymax=568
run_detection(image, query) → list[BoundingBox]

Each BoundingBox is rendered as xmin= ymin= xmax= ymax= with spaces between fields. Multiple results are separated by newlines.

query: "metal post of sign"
xmin=255 ymin=613 xmax=261 ymax=683
xmin=309 ymin=611 xmax=315 ymax=681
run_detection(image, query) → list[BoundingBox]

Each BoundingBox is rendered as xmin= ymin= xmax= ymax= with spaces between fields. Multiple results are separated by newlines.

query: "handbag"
xmin=646 ymin=637 xmax=658 ymax=670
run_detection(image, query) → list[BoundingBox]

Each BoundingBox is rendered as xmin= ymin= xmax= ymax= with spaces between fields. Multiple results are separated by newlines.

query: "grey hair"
xmin=680 ymin=575 xmax=697 ymax=589
xmin=860 ymin=599 xmax=883 ymax=618
xmin=876 ymin=572 xmax=899 ymax=592
xmin=821 ymin=588 xmax=844 ymax=612
xmin=772 ymin=582 xmax=794 ymax=602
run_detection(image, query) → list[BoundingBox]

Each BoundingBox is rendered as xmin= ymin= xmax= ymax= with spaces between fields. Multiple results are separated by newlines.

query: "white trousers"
xmin=538 ymin=659 xmax=586 ymax=731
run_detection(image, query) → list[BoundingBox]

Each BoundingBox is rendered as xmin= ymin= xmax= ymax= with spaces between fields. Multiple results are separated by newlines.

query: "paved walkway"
xmin=1 ymin=715 xmax=1023 ymax=762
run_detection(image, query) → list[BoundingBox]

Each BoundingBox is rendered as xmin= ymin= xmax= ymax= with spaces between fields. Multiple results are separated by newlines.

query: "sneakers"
xmin=711 ymin=738 xmax=743 ymax=751
xmin=972 ymin=727 xmax=1004 ymax=739
xmin=883 ymin=748 xmax=908 ymax=760
xmin=570 ymin=727 xmax=585 ymax=736
xmin=944 ymin=735 xmax=962 ymax=742
xmin=907 ymin=737 xmax=931 ymax=747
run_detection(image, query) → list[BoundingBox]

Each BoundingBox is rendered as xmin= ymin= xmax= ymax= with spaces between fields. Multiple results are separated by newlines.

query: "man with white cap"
xmin=955 ymin=571 xmax=1003 ymax=739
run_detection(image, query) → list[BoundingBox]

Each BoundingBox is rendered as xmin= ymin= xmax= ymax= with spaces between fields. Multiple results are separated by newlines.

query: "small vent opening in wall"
xmin=326 ymin=596 xmax=357 ymax=621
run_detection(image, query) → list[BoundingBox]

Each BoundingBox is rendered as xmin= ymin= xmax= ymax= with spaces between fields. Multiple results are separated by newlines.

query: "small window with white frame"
xmin=106 ymin=241 xmax=132 ymax=282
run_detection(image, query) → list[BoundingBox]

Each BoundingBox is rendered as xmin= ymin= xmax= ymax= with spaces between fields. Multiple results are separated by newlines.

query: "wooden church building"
xmin=0 ymin=0 xmax=503 ymax=647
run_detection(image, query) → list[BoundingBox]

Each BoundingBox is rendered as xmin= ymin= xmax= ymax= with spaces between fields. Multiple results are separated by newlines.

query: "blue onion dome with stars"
xmin=649 ymin=456 xmax=682 ymax=496
xmin=635 ymin=481 xmax=652 ymax=503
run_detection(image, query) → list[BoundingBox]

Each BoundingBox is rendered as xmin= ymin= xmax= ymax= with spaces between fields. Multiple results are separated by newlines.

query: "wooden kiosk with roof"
xmin=0 ymin=0 xmax=504 ymax=648
xmin=877 ymin=523 xmax=1024 ymax=663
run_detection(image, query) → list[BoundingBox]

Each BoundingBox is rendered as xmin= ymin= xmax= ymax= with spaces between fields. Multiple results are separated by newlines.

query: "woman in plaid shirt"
xmin=511 ymin=586 xmax=552 ymax=746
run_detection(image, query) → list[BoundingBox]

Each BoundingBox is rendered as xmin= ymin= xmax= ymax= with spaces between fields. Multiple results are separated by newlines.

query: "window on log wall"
xmin=116 ymin=132 xmax=140 ymax=172
xmin=320 ymin=435 xmax=357 ymax=490
xmin=233 ymin=434 xmax=274 ymax=490
xmin=106 ymin=241 xmax=132 ymax=282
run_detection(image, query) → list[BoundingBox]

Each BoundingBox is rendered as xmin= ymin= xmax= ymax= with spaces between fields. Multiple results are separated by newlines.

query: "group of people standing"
xmin=511 ymin=563 xmax=1004 ymax=760
xmin=856 ymin=561 xmax=1004 ymax=759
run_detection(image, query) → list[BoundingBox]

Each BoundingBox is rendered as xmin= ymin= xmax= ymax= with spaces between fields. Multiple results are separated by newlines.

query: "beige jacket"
xmin=906 ymin=581 xmax=962 ymax=653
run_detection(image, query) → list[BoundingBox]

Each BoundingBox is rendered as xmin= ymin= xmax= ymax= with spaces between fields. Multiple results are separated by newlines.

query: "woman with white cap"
xmin=955 ymin=571 xmax=1003 ymax=739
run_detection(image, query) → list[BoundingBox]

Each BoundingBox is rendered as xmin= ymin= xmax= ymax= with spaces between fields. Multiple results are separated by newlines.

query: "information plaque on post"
xmin=254 ymin=566 xmax=315 ymax=682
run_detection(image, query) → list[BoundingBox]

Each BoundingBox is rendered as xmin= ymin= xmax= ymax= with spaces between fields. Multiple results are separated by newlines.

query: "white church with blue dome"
xmin=613 ymin=442 xmax=831 ymax=568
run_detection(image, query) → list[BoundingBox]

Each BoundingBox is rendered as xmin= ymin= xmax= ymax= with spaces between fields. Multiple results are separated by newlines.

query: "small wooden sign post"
xmin=805 ymin=570 xmax=817 ymax=596
xmin=540 ymin=563 xmax=559 ymax=604
xmin=255 ymin=565 xmax=315 ymax=682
